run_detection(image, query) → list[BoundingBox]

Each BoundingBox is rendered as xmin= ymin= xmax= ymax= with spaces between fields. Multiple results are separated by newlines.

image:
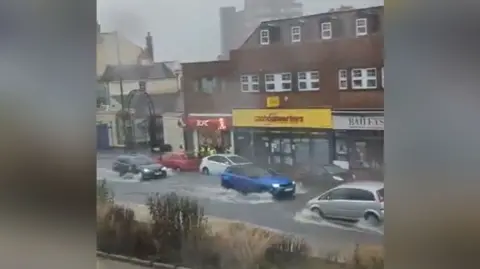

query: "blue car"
xmin=220 ymin=164 xmax=296 ymax=198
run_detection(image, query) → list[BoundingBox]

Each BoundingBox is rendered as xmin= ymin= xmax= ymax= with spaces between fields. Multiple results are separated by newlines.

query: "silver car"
xmin=306 ymin=181 xmax=384 ymax=225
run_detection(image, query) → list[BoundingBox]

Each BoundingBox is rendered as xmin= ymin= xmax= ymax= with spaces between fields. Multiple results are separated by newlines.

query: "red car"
xmin=158 ymin=152 xmax=200 ymax=171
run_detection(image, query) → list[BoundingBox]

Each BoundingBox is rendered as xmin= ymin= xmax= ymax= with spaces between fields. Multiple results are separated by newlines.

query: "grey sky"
xmin=97 ymin=0 xmax=383 ymax=62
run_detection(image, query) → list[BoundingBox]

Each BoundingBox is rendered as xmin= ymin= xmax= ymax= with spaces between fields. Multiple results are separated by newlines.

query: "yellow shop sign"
xmin=266 ymin=96 xmax=280 ymax=108
xmin=232 ymin=109 xmax=332 ymax=128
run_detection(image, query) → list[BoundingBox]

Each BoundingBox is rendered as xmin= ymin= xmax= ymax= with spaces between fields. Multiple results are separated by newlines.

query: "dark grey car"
xmin=112 ymin=154 xmax=167 ymax=181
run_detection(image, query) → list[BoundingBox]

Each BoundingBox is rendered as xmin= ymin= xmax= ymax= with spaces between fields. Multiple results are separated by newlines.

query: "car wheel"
xmin=202 ymin=167 xmax=210 ymax=175
xmin=311 ymin=207 xmax=325 ymax=218
xmin=364 ymin=213 xmax=380 ymax=226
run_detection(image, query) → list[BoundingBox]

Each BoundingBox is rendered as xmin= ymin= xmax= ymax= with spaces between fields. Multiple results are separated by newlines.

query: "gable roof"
xmin=239 ymin=5 xmax=384 ymax=48
xmin=100 ymin=62 xmax=176 ymax=82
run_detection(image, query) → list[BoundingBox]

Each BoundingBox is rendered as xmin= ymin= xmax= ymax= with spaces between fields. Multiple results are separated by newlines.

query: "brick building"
xmin=182 ymin=6 xmax=384 ymax=175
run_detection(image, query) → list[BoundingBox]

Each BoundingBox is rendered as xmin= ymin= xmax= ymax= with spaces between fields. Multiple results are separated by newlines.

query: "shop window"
xmin=335 ymin=139 xmax=349 ymax=161
xmin=350 ymin=140 xmax=383 ymax=169
xmin=298 ymin=71 xmax=320 ymax=91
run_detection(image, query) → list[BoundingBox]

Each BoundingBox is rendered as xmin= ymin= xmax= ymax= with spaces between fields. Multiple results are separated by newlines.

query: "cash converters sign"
xmin=232 ymin=109 xmax=332 ymax=128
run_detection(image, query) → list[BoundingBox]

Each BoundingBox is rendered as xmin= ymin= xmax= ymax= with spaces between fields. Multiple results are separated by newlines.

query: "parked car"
xmin=306 ymin=181 xmax=384 ymax=226
xmin=199 ymin=154 xmax=252 ymax=176
xmin=112 ymin=154 xmax=168 ymax=181
xmin=158 ymin=152 xmax=200 ymax=171
xmin=295 ymin=164 xmax=356 ymax=189
xmin=221 ymin=164 xmax=296 ymax=198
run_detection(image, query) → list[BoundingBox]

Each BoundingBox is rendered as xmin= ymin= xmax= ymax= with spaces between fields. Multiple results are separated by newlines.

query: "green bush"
xmin=146 ymin=192 xmax=211 ymax=265
xmin=95 ymin=189 xmax=384 ymax=269
xmin=97 ymin=179 xmax=114 ymax=205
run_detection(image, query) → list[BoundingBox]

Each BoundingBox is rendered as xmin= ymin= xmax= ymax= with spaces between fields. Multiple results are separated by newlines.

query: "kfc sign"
xmin=185 ymin=116 xmax=231 ymax=130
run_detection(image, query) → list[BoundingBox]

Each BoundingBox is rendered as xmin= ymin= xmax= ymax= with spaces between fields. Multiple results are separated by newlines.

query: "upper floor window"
xmin=381 ymin=67 xmax=384 ymax=88
xmin=356 ymin=18 xmax=368 ymax=36
xmin=265 ymin=73 xmax=292 ymax=92
xmin=195 ymin=77 xmax=218 ymax=94
xmin=298 ymin=71 xmax=320 ymax=91
xmin=351 ymin=68 xmax=377 ymax=89
xmin=260 ymin=29 xmax=270 ymax=45
xmin=321 ymin=22 xmax=332 ymax=39
xmin=240 ymin=75 xmax=260 ymax=92
xmin=291 ymin=26 xmax=301 ymax=42
xmin=338 ymin=69 xmax=348 ymax=90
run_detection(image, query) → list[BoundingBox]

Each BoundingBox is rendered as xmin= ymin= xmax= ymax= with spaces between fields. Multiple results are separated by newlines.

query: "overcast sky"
xmin=97 ymin=0 xmax=383 ymax=62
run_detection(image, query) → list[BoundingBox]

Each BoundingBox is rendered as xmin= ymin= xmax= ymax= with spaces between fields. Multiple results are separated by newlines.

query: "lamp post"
xmin=114 ymin=31 xmax=128 ymax=152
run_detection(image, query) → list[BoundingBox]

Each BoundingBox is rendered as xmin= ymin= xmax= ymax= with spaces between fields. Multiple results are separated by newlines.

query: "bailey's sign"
xmin=333 ymin=115 xmax=384 ymax=130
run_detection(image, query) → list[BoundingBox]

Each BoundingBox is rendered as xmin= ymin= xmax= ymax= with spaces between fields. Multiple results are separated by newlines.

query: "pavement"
xmin=97 ymin=152 xmax=383 ymax=257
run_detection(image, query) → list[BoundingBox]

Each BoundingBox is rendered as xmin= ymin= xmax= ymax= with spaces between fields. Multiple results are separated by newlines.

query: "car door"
xmin=226 ymin=167 xmax=244 ymax=191
xmin=343 ymin=188 xmax=377 ymax=219
xmin=321 ymin=188 xmax=352 ymax=219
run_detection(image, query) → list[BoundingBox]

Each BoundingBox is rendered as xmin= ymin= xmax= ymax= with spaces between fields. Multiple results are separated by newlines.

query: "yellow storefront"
xmin=232 ymin=109 xmax=333 ymax=171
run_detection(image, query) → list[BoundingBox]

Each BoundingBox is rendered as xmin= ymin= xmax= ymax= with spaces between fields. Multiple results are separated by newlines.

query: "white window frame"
xmin=321 ymin=22 xmax=332 ymax=39
xmin=381 ymin=67 xmax=384 ymax=88
xmin=240 ymin=75 xmax=260 ymax=92
xmin=356 ymin=18 xmax=368 ymax=36
xmin=351 ymin=68 xmax=377 ymax=89
xmin=265 ymin=73 xmax=292 ymax=92
xmin=338 ymin=69 xmax=348 ymax=90
xmin=291 ymin=26 xmax=301 ymax=43
xmin=298 ymin=71 xmax=320 ymax=91
xmin=260 ymin=29 xmax=270 ymax=45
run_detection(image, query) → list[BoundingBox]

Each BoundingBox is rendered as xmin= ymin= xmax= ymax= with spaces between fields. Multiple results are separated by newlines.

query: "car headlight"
xmin=332 ymin=175 xmax=344 ymax=181
xmin=272 ymin=183 xmax=280 ymax=188
xmin=161 ymin=167 xmax=167 ymax=171
xmin=142 ymin=168 xmax=150 ymax=172
xmin=292 ymin=181 xmax=296 ymax=185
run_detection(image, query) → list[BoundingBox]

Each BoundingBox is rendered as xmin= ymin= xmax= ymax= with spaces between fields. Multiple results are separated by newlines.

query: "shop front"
xmin=332 ymin=112 xmax=384 ymax=178
xmin=232 ymin=108 xmax=333 ymax=173
xmin=181 ymin=113 xmax=233 ymax=153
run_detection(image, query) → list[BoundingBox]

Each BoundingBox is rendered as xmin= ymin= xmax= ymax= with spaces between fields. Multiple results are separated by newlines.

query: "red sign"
xmin=183 ymin=116 xmax=231 ymax=130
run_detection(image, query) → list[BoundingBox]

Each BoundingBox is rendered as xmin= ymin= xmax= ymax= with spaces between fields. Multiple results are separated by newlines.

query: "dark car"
xmin=221 ymin=164 xmax=296 ymax=198
xmin=112 ymin=154 xmax=167 ymax=181
xmin=300 ymin=164 xmax=356 ymax=189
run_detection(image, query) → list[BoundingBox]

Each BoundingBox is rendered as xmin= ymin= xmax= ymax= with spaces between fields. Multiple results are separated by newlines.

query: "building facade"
xmin=184 ymin=6 xmax=384 ymax=175
xmin=219 ymin=0 xmax=303 ymax=59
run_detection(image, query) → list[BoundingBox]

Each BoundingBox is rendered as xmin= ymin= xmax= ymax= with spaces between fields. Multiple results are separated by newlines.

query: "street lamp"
xmin=114 ymin=31 xmax=128 ymax=152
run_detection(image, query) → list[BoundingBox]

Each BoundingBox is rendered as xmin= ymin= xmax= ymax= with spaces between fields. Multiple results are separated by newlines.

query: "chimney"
xmin=145 ymin=32 xmax=154 ymax=62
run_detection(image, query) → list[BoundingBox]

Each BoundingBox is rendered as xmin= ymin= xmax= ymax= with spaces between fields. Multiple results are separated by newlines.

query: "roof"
xmin=334 ymin=181 xmax=384 ymax=191
xmin=100 ymin=62 xmax=176 ymax=81
xmin=240 ymin=5 xmax=383 ymax=48
xmin=111 ymin=92 xmax=181 ymax=117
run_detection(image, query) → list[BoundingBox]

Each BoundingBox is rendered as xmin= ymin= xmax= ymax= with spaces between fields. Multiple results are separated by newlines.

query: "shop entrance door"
xmin=270 ymin=135 xmax=294 ymax=171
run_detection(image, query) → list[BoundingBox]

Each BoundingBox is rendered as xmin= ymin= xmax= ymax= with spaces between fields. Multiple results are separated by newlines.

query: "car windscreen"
xmin=377 ymin=188 xmax=384 ymax=201
xmin=240 ymin=165 xmax=272 ymax=178
xmin=324 ymin=164 xmax=348 ymax=174
xmin=132 ymin=156 xmax=155 ymax=165
xmin=228 ymin=155 xmax=250 ymax=164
